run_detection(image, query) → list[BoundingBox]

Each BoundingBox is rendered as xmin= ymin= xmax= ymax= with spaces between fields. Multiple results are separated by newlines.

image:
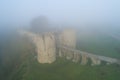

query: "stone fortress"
xmin=20 ymin=28 xmax=120 ymax=66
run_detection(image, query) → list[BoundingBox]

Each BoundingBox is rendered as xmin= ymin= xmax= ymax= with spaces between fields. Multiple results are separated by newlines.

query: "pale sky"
xmin=0 ymin=0 xmax=120 ymax=26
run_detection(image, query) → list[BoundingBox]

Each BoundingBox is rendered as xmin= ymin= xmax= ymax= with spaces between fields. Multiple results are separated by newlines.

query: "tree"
xmin=30 ymin=16 xmax=49 ymax=33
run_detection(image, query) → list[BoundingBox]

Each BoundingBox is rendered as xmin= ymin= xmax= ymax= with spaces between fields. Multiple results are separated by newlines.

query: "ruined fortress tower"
xmin=59 ymin=29 xmax=76 ymax=59
xmin=34 ymin=32 xmax=56 ymax=63
xmin=21 ymin=31 xmax=56 ymax=63
xmin=20 ymin=29 xmax=120 ymax=65
xmin=21 ymin=28 xmax=76 ymax=64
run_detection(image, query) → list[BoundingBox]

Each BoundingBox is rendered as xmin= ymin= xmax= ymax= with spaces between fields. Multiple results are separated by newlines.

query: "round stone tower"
xmin=59 ymin=29 xmax=76 ymax=59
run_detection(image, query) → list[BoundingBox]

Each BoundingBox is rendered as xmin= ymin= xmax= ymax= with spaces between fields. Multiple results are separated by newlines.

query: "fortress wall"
xmin=20 ymin=30 xmax=120 ymax=65
xmin=72 ymin=52 xmax=81 ymax=63
xmin=90 ymin=57 xmax=101 ymax=66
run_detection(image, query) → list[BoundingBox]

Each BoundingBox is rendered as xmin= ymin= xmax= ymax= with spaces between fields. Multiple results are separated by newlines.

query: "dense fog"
xmin=0 ymin=0 xmax=120 ymax=80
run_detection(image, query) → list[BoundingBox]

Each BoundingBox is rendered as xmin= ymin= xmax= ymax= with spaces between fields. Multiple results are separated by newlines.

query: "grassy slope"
xmin=76 ymin=31 xmax=120 ymax=59
xmin=0 ymin=31 xmax=34 ymax=80
xmin=10 ymin=55 xmax=120 ymax=80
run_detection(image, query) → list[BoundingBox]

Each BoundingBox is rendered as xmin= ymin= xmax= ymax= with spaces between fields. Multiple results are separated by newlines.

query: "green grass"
xmin=76 ymin=32 xmax=120 ymax=59
xmin=10 ymin=55 xmax=120 ymax=80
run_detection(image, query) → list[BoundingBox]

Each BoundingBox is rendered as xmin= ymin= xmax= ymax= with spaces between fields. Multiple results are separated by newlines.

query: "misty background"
xmin=0 ymin=1 xmax=120 ymax=80
xmin=0 ymin=0 xmax=120 ymax=44
xmin=0 ymin=0 xmax=120 ymax=27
